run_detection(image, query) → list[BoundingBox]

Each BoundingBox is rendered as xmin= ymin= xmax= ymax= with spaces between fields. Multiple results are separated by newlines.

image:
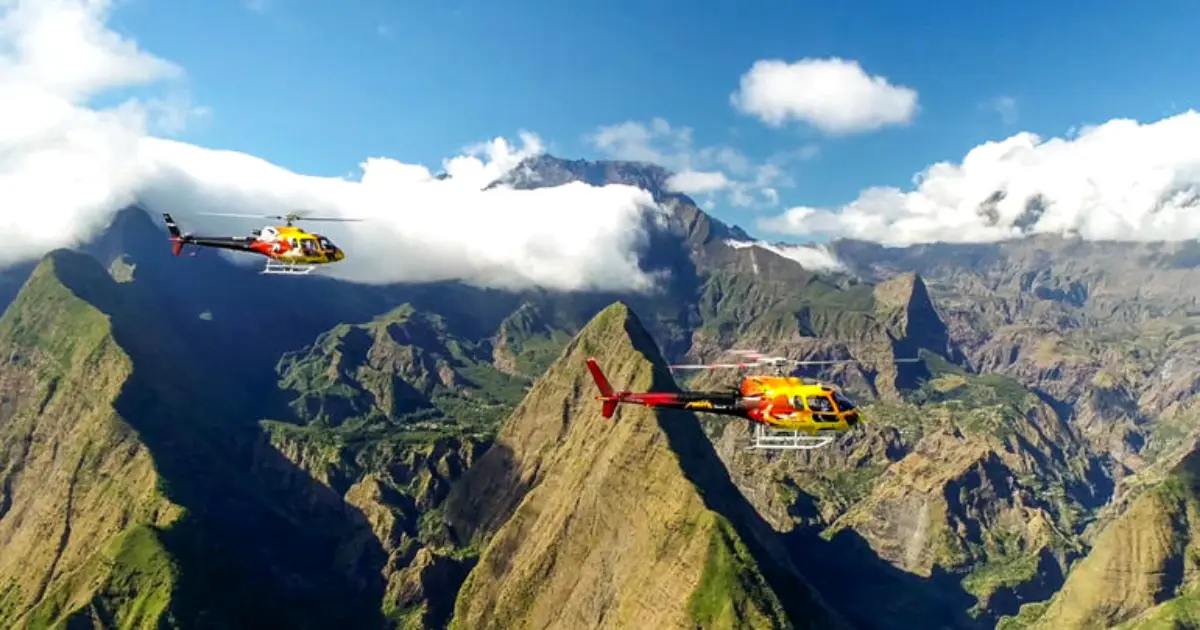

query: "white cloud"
xmin=731 ymin=57 xmax=918 ymax=134
xmin=724 ymin=239 xmax=845 ymax=273
xmin=665 ymin=170 xmax=730 ymax=194
xmin=586 ymin=117 xmax=810 ymax=209
xmin=991 ymin=96 xmax=1018 ymax=126
xmin=758 ymin=111 xmax=1200 ymax=245
xmin=0 ymin=0 xmax=668 ymax=293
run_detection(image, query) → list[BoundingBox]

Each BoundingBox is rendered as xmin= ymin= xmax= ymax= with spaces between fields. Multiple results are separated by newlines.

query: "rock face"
xmin=276 ymin=303 xmax=528 ymax=428
xmin=1017 ymin=444 xmax=1200 ymax=630
xmin=0 ymin=253 xmax=183 ymax=627
xmin=0 ymin=250 xmax=390 ymax=629
xmin=446 ymin=302 xmax=846 ymax=629
xmin=11 ymin=158 xmax=1200 ymax=628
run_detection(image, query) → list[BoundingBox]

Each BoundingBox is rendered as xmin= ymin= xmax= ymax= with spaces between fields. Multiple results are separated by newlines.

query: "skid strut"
xmin=262 ymin=260 xmax=317 ymax=275
xmin=747 ymin=423 xmax=835 ymax=450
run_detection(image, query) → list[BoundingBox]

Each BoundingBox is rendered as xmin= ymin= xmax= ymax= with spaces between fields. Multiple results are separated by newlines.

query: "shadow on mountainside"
xmin=626 ymin=316 xmax=846 ymax=629
xmin=786 ymin=526 xmax=986 ymax=630
xmin=626 ymin=310 xmax=996 ymax=630
xmin=53 ymin=249 xmax=390 ymax=629
xmin=80 ymin=207 xmax=531 ymax=428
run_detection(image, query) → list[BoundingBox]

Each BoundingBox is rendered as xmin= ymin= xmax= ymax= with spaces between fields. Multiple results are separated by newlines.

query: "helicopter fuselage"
xmin=586 ymin=360 xmax=861 ymax=434
xmin=163 ymin=213 xmax=345 ymax=266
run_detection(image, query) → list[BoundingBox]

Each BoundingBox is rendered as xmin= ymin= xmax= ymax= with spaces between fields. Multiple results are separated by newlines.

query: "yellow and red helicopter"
xmin=587 ymin=350 xmax=918 ymax=450
xmin=161 ymin=211 xmax=360 ymax=275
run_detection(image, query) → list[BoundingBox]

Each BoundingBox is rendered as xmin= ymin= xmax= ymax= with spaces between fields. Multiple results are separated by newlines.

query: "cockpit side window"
xmin=831 ymin=391 xmax=855 ymax=411
xmin=806 ymin=395 xmax=833 ymax=412
xmin=318 ymin=236 xmax=333 ymax=250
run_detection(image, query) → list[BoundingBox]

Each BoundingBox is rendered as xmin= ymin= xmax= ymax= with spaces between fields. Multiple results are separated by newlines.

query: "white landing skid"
xmin=262 ymin=260 xmax=317 ymax=275
xmin=747 ymin=423 xmax=836 ymax=451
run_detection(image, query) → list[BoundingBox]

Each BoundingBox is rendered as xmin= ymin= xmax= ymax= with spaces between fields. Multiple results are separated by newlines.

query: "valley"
xmin=2 ymin=156 xmax=1200 ymax=629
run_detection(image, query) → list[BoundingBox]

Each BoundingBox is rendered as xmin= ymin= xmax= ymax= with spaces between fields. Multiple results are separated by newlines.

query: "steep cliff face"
xmin=0 ymin=249 xmax=392 ymax=629
xmin=1013 ymin=444 xmax=1200 ymax=630
xmin=0 ymin=253 xmax=183 ymax=628
xmin=260 ymin=423 xmax=487 ymax=629
xmin=444 ymin=302 xmax=846 ymax=629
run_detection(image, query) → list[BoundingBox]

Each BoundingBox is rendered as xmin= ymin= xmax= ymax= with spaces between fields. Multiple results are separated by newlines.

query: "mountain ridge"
xmin=4 ymin=154 xmax=1200 ymax=628
xmin=447 ymin=301 xmax=846 ymax=629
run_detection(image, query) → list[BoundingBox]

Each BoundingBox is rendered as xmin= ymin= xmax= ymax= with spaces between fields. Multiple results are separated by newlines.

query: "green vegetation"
xmin=996 ymin=602 xmax=1050 ymax=630
xmin=688 ymin=514 xmax=789 ymax=629
xmin=694 ymin=270 xmax=886 ymax=347
xmin=277 ymin=303 xmax=531 ymax=431
xmin=0 ymin=254 xmax=116 ymax=370
xmin=23 ymin=525 xmax=179 ymax=629
xmin=1112 ymin=588 xmax=1200 ymax=629
xmin=962 ymin=550 xmax=1042 ymax=614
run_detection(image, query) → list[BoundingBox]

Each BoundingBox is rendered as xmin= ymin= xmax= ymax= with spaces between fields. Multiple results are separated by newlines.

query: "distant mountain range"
xmin=2 ymin=155 xmax=1200 ymax=628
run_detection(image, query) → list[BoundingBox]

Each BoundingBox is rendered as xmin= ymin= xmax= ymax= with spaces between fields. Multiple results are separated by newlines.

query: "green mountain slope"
xmin=444 ymin=302 xmax=847 ymax=629
xmin=1002 ymin=443 xmax=1200 ymax=630
xmin=9 ymin=158 xmax=1200 ymax=628
xmin=0 ymin=249 xmax=391 ymax=629
xmin=0 ymin=253 xmax=184 ymax=628
xmin=276 ymin=303 xmax=528 ymax=429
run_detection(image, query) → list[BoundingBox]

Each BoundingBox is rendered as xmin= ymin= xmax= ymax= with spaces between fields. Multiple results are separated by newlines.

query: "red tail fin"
xmin=586 ymin=359 xmax=619 ymax=419
xmin=171 ymin=239 xmax=183 ymax=256
xmin=586 ymin=359 xmax=614 ymax=397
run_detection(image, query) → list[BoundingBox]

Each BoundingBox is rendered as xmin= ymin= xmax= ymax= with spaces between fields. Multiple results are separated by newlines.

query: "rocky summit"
xmin=4 ymin=156 xmax=1200 ymax=628
xmin=446 ymin=302 xmax=844 ymax=629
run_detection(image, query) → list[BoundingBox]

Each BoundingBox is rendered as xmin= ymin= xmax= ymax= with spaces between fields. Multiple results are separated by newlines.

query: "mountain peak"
xmin=446 ymin=301 xmax=844 ymax=629
xmin=490 ymin=154 xmax=674 ymax=196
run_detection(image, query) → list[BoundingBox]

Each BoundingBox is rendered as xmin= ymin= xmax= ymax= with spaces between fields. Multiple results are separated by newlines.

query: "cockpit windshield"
xmin=831 ymin=391 xmax=855 ymax=411
xmin=317 ymin=236 xmax=335 ymax=250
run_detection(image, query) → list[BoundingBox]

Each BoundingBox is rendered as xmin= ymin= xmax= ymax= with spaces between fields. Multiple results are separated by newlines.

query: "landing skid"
xmin=747 ymin=423 xmax=835 ymax=451
xmin=262 ymin=260 xmax=317 ymax=275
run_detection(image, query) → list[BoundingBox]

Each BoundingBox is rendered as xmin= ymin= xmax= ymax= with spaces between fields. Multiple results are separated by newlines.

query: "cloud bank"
xmin=585 ymin=117 xmax=814 ymax=209
xmin=731 ymin=57 xmax=919 ymax=134
xmin=759 ymin=112 xmax=1200 ymax=245
xmin=724 ymin=239 xmax=845 ymax=274
xmin=0 ymin=0 xmax=665 ymax=292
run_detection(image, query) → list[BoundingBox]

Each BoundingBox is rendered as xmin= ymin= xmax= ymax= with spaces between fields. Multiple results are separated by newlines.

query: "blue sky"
xmin=107 ymin=0 xmax=1200 ymax=235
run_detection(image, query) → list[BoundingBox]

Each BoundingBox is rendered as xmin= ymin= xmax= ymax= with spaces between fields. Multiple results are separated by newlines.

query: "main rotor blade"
xmin=781 ymin=358 xmax=923 ymax=365
xmin=198 ymin=212 xmax=364 ymax=222
xmin=673 ymin=356 xmax=923 ymax=370
xmin=669 ymin=363 xmax=756 ymax=370
xmin=199 ymin=212 xmax=282 ymax=219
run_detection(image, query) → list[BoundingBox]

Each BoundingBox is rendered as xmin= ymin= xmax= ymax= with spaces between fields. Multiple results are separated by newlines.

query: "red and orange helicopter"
xmin=587 ymin=350 xmax=918 ymax=450
xmin=162 ymin=211 xmax=360 ymax=275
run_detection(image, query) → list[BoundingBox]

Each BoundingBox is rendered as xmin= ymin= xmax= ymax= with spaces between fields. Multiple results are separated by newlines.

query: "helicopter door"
xmin=806 ymin=395 xmax=838 ymax=423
